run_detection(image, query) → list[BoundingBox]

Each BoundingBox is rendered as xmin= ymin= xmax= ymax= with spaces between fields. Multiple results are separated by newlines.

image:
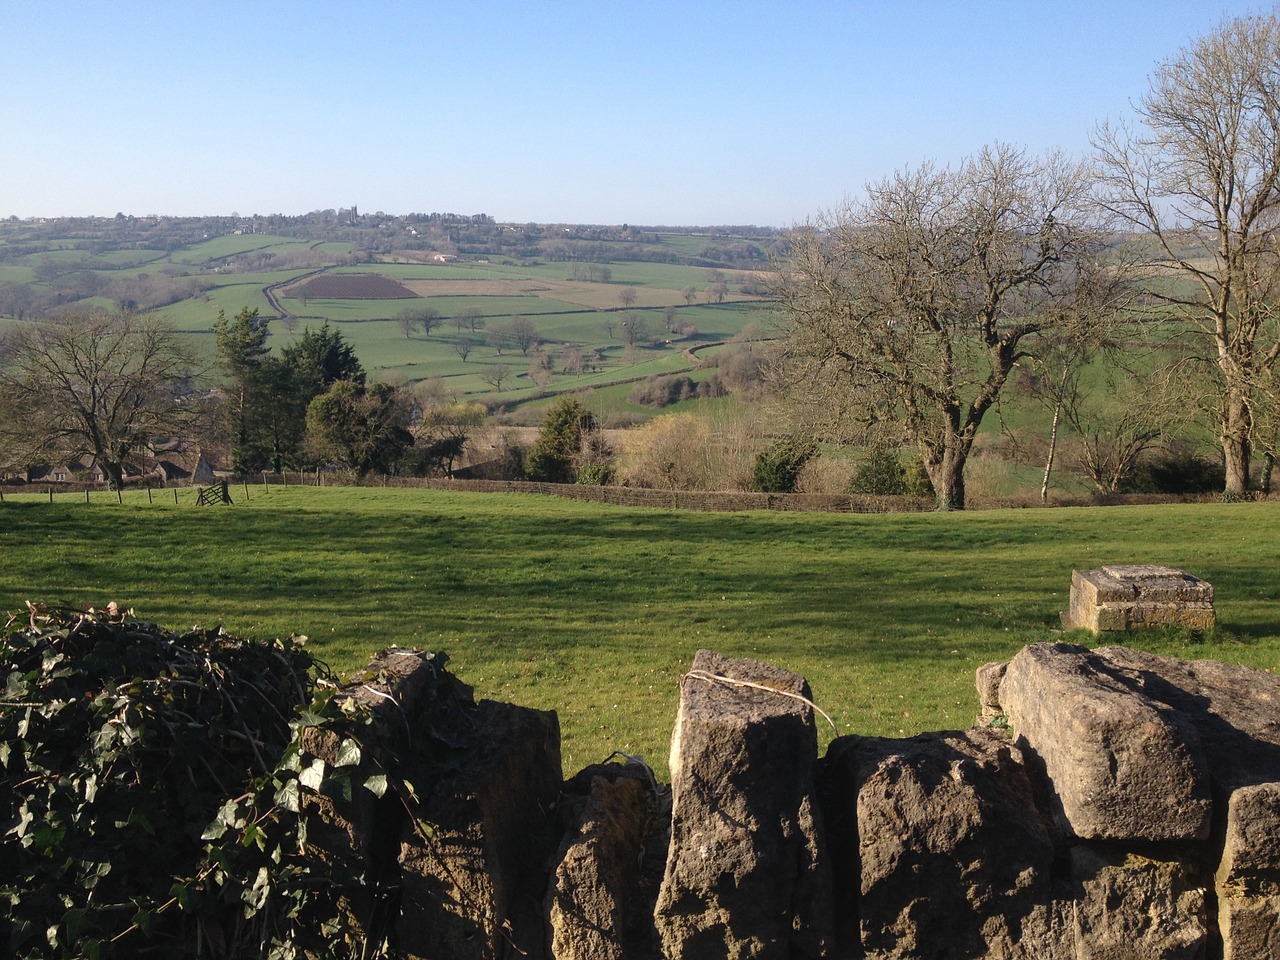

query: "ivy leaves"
xmin=2 ymin=604 xmax=452 ymax=959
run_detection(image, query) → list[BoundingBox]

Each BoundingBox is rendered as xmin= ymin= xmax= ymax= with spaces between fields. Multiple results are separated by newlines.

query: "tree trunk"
xmin=102 ymin=461 xmax=125 ymax=491
xmin=926 ymin=446 xmax=968 ymax=511
xmin=1222 ymin=390 xmax=1252 ymax=495
xmin=1041 ymin=394 xmax=1064 ymax=504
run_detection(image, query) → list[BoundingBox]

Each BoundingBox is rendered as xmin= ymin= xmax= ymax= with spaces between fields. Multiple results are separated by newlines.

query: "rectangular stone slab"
xmin=1062 ymin=566 xmax=1215 ymax=633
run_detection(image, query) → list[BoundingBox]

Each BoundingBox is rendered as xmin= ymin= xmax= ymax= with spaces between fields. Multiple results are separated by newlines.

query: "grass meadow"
xmin=2 ymin=486 xmax=1277 ymax=778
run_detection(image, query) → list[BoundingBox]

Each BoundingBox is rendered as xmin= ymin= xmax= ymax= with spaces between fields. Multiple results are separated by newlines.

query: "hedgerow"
xmin=0 ymin=603 xmax=450 ymax=959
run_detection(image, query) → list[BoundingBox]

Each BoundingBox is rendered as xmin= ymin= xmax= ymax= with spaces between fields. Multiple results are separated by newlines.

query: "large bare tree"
xmin=0 ymin=311 xmax=198 ymax=488
xmin=775 ymin=144 xmax=1119 ymax=509
xmin=1094 ymin=11 xmax=1280 ymax=495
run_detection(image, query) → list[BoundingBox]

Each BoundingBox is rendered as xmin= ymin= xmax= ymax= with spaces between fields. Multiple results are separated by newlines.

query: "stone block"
xmin=1060 ymin=565 xmax=1214 ymax=634
xmin=820 ymin=728 xmax=1059 ymax=960
xmin=998 ymin=643 xmax=1212 ymax=841
xmin=1217 ymin=781 xmax=1280 ymax=960
xmin=546 ymin=762 xmax=662 ymax=960
xmin=397 ymin=698 xmax=563 ymax=960
xmin=1071 ymin=845 xmax=1208 ymax=960
xmin=655 ymin=650 xmax=831 ymax=959
xmin=975 ymin=660 xmax=1008 ymax=717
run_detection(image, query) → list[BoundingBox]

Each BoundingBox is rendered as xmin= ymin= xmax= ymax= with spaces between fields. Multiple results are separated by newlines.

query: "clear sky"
xmin=2 ymin=1 xmax=1269 ymax=226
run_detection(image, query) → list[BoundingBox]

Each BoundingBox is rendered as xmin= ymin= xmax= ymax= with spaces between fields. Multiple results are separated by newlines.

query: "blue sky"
xmin=2 ymin=1 xmax=1268 ymax=226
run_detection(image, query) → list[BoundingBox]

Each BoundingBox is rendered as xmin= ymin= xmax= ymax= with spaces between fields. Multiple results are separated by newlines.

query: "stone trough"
xmin=1060 ymin=564 xmax=1215 ymax=634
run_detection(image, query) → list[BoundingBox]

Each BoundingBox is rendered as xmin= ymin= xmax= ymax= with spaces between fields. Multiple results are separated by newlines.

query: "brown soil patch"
xmin=289 ymin=273 xmax=419 ymax=300
xmin=399 ymin=279 xmax=556 ymax=298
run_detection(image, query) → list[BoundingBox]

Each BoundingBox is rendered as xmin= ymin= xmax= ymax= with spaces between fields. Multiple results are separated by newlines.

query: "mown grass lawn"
xmin=2 ymin=487 xmax=1277 ymax=778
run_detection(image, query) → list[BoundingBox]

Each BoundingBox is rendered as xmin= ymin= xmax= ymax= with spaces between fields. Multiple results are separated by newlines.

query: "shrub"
xmin=849 ymin=443 xmax=907 ymax=495
xmin=628 ymin=374 xmax=724 ymax=408
xmin=903 ymin=454 xmax=936 ymax=498
xmin=0 ymin=603 xmax=464 ymax=959
xmin=618 ymin=411 xmax=756 ymax=490
xmin=1 ymin=605 xmax=319 ymax=956
xmin=753 ymin=437 xmax=818 ymax=493
xmin=1125 ymin=448 xmax=1226 ymax=494
xmin=576 ymin=462 xmax=613 ymax=485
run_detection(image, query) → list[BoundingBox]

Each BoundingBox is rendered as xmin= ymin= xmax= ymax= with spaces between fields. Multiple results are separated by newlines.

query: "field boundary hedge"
xmin=3 ymin=472 xmax=1234 ymax=513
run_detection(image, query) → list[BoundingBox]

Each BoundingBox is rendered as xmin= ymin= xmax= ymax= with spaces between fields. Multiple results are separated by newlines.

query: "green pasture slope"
xmin=0 ymin=225 xmax=777 ymax=412
xmin=2 ymin=487 xmax=1277 ymax=778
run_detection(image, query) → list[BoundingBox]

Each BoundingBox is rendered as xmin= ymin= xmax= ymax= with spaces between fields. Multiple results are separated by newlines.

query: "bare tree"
xmin=481 ymin=363 xmax=511 ymax=392
xmin=486 ymin=323 xmax=512 ymax=356
xmin=528 ymin=349 xmax=555 ymax=387
xmin=562 ymin=343 xmax=584 ymax=377
xmin=1024 ymin=337 xmax=1162 ymax=497
xmin=396 ymin=310 xmax=416 ymax=339
xmin=619 ymin=286 xmax=638 ymax=308
xmin=510 ymin=315 xmax=539 ymax=355
xmin=453 ymin=337 xmax=475 ymax=362
xmin=0 ymin=311 xmax=199 ymax=488
xmin=776 ymin=144 xmax=1119 ymax=509
xmin=457 ymin=307 xmax=485 ymax=334
xmin=682 ymin=285 xmax=698 ymax=306
xmin=1094 ymin=11 xmax=1280 ymax=495
xmin=621 ymin=311 xmax=649 ymax=346
xmin=395 ymin=306 xmax=441 ymax=338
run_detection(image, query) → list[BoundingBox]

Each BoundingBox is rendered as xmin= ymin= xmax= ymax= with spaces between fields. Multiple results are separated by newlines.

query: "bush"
xmin=903 ymin=454 xmax=936 ymax=498
xmin=1 ymin=605 xmax=315 ymax=956
xmin=618 ymin=411 xmax=756 ymax=491
xmin=849 ymin=443 xmax=907 ymax=495
xmin=0 ymin=604 xmax=463 ymax=959
xmin=629 ymin=374 xmax=725 ymax=408
xmin=576 ymin=462 xmax=613 ymax=485
xmin=1125 ymin=448 xmax=1225 ymax=494
xmin=753 ymin=438 xmax=818 ymax=493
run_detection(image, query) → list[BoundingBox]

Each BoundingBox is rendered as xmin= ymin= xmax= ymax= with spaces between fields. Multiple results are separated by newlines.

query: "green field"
xmin=0 ymin=222 xmax=781 ymax=417
xmin=2 ymin=487 xmax=1275 ymax=778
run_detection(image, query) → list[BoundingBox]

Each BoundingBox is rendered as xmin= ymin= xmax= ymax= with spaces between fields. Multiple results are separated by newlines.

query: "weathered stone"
xmin=975 ymin=660 xmax=1008 ymax=717
xmin=546 ymin=762 xmax=663 ymax=960
xmin=1071 ymin=845 xmax=1208 ymax=960
xmin=1079 ymin=647 xmax=1280 ymax=958
xmin=821 ymin=727 xmax=1060 ymax=960
xmin=1216 ymin=782 xmax=1280 ymax=960
xmin=398 ymin=698 xmax=563 ymax=960
xmin=1090 ymin=646 xmax=1280 ymax=790
xmin=998 ymin=643 xmax=1212 ymax=841
xmin=654 ymin=650 xmax=831 ymax=959
xmin=1060 ymin=565 xmax=1214 ymax=634
xmin=297 ymin=649 xmax=462 ymax=948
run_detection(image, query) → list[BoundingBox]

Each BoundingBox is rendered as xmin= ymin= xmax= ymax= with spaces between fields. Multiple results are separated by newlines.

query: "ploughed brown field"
xmin=289 ymin=273 xmax=420 ymax=299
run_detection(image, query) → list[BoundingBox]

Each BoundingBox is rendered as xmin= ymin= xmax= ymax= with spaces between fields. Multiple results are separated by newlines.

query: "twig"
xmin=684 ymin=669 xmax=838 ymax=734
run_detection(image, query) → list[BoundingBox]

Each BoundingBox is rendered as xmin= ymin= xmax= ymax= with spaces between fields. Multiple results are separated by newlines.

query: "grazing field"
xmin=2 ymin=487 xmax=1277 ymax=778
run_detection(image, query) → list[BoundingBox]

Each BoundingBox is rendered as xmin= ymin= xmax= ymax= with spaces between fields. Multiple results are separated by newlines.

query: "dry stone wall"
xmin=326 ymin=643 xmax=1280 ymax=959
